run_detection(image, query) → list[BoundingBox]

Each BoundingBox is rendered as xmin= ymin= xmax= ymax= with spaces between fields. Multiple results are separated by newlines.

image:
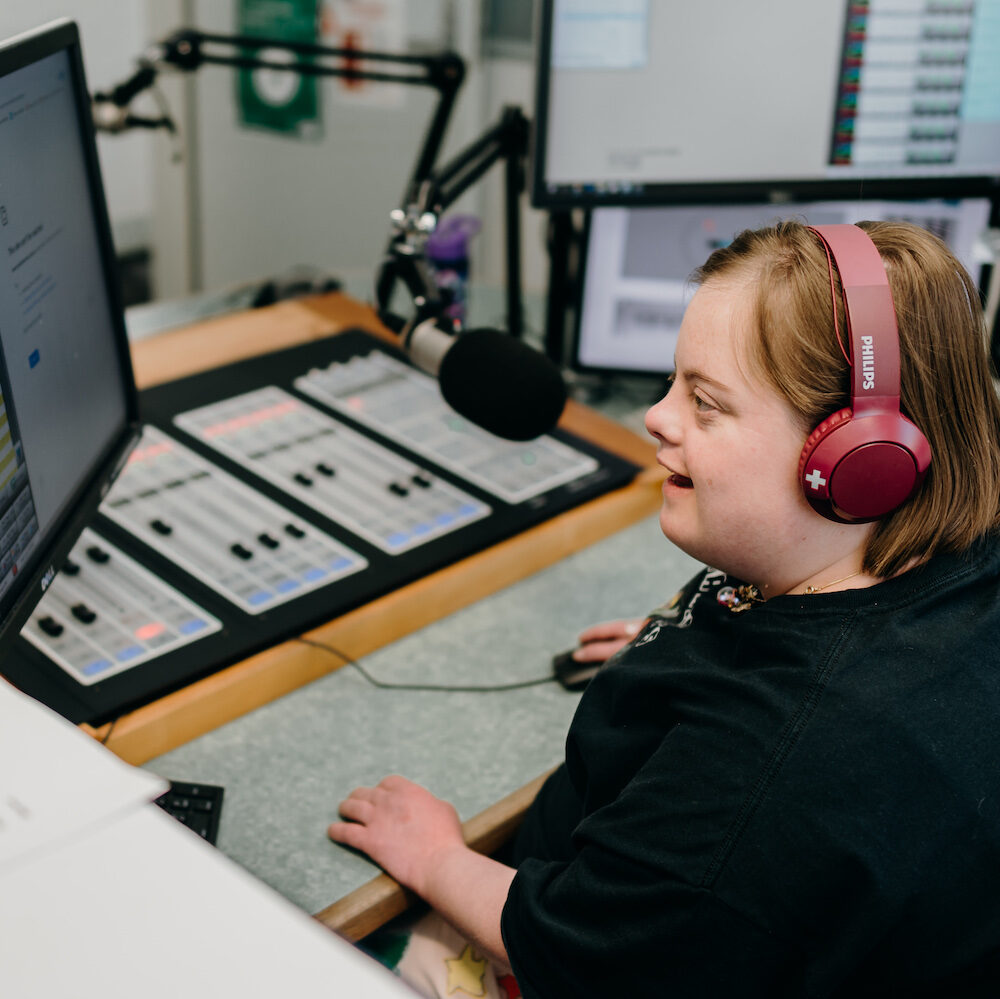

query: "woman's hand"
xmin=571 ymin=618 xmax=645 ymax=663
xmin=328 ymin=775 xmax=465 ymax=897
xmin=330 ymin=776 xmax=517 ymax=969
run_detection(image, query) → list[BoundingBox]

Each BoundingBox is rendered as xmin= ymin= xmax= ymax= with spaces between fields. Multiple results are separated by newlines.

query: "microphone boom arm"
xmin=93 ymin=28 xmax=465 ymax=210
xmin=376 ymin=106 xmax=529 ymax=341
xmin=97 ymin=30 xmax=529 ymax=351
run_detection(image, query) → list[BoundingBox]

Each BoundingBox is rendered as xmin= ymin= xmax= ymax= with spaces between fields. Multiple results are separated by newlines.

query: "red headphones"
xmin=797 ymin=224 xmax=931 ymax=523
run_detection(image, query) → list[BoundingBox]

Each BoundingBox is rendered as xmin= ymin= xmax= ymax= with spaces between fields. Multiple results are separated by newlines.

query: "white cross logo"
xmin=805 ymin=468 xmax=827 ymax=491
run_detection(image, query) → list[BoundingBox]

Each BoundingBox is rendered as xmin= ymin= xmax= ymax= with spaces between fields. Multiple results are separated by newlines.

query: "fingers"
xmin=575 ymin=620 xmax=623 ymax=643
xmin=572 ymin=638 xmax=628 ymax=663
xmin=329 ymin=785 xmax=380 ymax=845
xmin=570 ymin=618 xmax=645 ymax=663
xmin=329 ymin=775 xmax=420 ymax=843
xmin=338 ymin=796 xmax=374 ymax=824
xmin=328 ymin=819 xmax=364 ymax=846
xmin=576 ymin=618 xmax=644 ymax=646
xmin=337 ymin=776 xmax=412 ymax=819
xmin=377 ymin=774 xmax=413 ymax=792
xmin=346 ymin=785 xmax=378 ymax=804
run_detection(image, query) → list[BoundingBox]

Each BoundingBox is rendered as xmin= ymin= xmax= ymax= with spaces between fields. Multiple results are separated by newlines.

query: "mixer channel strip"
xmin=100 ymin=426 xmax=368 ymax=614
xmin=21 ymin=528 xmax=222 ymax=685
xmin=173 ymin=386 xmax=491 ymax=555
xmin=293 ymin=351 xmax=600 ymax=505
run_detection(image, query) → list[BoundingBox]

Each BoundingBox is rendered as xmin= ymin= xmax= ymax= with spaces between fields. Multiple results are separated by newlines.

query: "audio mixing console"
xmin=6 ymin=329 xmax=639 ymax=725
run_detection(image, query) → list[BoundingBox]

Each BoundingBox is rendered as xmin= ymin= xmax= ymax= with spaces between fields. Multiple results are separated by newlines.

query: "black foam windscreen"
xmin=437 ymin=328 xmax=567 ymax=441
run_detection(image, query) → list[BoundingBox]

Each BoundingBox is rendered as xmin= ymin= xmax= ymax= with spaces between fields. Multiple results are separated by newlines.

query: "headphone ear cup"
xmin=799 ymin=408 xmax=853 ymax=470
xmin=799 ymin=409 xmax=931 ymax=523
xmin=799 ymin=408 xmax=853 ymax=521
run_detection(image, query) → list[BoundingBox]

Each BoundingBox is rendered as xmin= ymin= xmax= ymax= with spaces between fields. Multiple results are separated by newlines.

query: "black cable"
xmin=295 ymin=636 xmax=557 ymax=693
xmin=99 ymin=714 xmax=119 ymax=745
xmin=96 ymin=639 xmax=551 ymax=750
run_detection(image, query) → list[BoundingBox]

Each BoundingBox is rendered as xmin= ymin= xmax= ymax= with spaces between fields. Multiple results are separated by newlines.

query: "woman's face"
xmin=645 ymin=277 xmax=839 ymax=591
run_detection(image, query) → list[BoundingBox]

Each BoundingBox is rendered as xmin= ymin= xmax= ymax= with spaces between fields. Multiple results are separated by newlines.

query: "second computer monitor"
xmin=573 ymin=199 xmax=993 ymax=378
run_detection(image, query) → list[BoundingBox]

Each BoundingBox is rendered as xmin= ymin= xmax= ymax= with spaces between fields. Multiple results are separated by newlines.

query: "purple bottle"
xmin=426 ymin=214 xmax=481 ymax=327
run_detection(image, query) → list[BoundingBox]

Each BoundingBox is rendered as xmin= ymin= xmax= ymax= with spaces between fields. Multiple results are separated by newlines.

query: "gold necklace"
xmin=717 ymin=570 xmax=863 ymax=614
xmin=804 ymin=570 xmax=861 ymax=594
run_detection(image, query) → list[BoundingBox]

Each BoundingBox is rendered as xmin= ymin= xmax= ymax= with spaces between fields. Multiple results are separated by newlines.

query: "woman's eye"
xmin=693 ymin=393 xmax=715 ymax=413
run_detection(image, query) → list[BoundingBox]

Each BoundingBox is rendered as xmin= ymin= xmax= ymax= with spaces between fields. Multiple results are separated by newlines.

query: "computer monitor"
xmin=0 ymin=21 xmax=140 ymax=658
xmin=572 ymin=198 xmax=994 ymax=377
xmin=532 ymin=0 xmax=1000 ymax=208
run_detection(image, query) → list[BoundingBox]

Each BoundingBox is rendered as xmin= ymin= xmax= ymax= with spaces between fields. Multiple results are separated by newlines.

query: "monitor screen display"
xmin=0 ymin=21 xmax=138 ymax=654
xmin=573 ymin=198 xmax=993 ymax=376
xmin=533 ymin=0 xmax=1000 ymax=207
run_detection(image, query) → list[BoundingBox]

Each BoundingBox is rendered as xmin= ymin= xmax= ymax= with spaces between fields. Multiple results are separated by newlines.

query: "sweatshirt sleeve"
xmin=502 ymin=851 xmax=801 ymax=998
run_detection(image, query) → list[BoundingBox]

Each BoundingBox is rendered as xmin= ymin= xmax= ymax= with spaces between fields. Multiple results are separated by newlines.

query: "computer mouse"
xmin=552 ymin=649 xmax=601 ymax=691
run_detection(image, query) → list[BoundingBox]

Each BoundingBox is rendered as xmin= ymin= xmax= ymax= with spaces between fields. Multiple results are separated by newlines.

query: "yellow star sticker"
xmin=444 ymin=943 xmax=488 ymax=997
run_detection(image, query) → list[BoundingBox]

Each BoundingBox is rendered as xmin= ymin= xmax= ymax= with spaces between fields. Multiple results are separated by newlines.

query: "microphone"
xmin=404 ymin=318 xmax=567 ymax=441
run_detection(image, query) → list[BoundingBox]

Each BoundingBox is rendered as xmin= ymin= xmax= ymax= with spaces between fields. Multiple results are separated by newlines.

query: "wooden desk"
xmin=90 ymin=292 xmax=665 ymax=938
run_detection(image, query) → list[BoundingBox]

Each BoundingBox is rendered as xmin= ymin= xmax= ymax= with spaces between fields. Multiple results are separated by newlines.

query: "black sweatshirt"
xmin=502 ymin=536 xmax=1000 ymax=998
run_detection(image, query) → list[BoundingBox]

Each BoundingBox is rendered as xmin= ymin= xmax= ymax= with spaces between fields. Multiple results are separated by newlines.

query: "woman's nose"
xmin=645 ymin=378 xmax=680 ymax=442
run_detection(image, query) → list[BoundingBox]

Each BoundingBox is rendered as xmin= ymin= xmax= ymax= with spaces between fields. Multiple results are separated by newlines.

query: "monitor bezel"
xmin=0 ymin=19 xmax=141 ymax=659
xmin=530 ymin=0 xmax=1000 ymax=211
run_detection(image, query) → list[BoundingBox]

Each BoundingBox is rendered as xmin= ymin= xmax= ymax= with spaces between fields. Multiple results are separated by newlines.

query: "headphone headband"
xmin=807 ymin=224 xmax=901 ymax=413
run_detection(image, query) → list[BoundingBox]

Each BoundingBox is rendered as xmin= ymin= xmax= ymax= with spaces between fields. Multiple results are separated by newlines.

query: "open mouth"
xmin=668 ymin=473 xmax=694 ymax=489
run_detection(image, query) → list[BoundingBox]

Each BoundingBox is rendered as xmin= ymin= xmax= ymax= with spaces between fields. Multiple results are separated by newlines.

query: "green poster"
xmin=237 ymin=0 xmax=321 ymax=137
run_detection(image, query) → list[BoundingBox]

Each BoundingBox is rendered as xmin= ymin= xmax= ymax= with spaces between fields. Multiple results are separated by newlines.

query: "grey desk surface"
xmin=145 ymin=514 xmax=699 ymax=917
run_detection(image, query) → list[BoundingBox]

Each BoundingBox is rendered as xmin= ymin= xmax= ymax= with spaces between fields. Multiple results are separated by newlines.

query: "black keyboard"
xmin=154 ymin=781 xmax=224 ymax=844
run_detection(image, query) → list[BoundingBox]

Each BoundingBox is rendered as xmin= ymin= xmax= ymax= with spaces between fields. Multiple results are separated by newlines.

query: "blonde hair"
xmin=694 ymin=220 xmax=1000 ymax=577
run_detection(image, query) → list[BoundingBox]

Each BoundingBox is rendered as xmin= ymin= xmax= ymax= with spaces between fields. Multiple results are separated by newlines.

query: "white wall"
xmin=159 ymin=0 xmax=487 ymax=297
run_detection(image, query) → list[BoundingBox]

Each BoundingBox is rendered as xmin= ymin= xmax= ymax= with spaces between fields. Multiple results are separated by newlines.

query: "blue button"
xmin=248 ymin=590 xmax=272 ymax=605
xmin=331 ymin=556 xmax=353 ymax=570
xmin=303 ymin=567 xmax=327 ymax=582
xmin=179 ymin=618 xmax=207 ymax=635
xmin=28 ymin=349 xmax=40 ymax=369
xmin=82 ymin=658 xmax=113 ymax=676
xmin=435 ymin=512 xmax=456 ymax=526
xmin=412 ymin=522 xmax=431 ymax=535
xmin=459 ymin=504 xmax=480 ymax=516
xmin=117 ymin=645 xmax=144 ymax=662
xmin=277 ymin=578 xmax=301 ymax=592
xmin=388 ymin=532 xmax=409 ymax=547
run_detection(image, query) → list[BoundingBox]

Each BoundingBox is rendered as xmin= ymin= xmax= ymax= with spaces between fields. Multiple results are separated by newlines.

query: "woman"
xmin=329 ymin=221 xmax=1000 ymax=996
